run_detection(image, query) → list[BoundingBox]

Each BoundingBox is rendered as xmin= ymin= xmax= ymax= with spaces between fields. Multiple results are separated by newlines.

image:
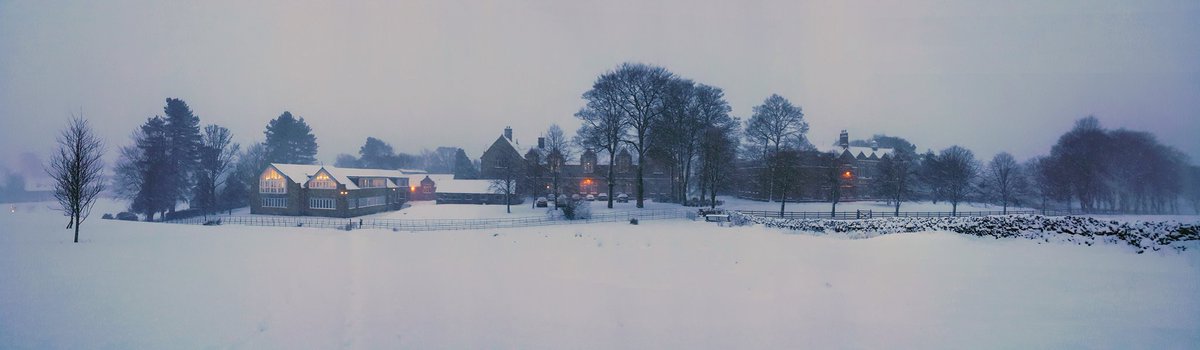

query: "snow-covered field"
xmin=365 ymin=199 xmax=681 ymax=220
xmin=2 ymin=200 xmax=1198 ymax=349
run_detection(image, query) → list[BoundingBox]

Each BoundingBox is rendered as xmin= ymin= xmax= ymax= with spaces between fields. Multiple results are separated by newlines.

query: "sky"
xmin=1 ymin=0 xmax=1197 ymax=176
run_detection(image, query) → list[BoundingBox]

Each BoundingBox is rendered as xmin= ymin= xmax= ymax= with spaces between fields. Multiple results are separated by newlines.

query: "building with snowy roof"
xmin=478 ymin=127 xmax=673 ymax=201
xmin=251 ymin=164 xmax=409 ymax=217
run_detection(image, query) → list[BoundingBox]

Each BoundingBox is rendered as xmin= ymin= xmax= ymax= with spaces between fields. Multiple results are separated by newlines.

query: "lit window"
xmin=260 ymin=168 xmax=287 ymax=194
xmin=309 ymin=172 xmax=337 ymax=189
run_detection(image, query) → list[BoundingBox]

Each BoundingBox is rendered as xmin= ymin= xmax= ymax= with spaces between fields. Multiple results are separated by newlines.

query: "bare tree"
xmin=543 ymin=124 xmax=573 ymax=204
xmin=596 ymin=63 xmax=674 ymax=208
xmin=489 ymin=156 xmax=521 ymax=214
xmin=744 ymin=94 xmax=809 ymax=201
xmin=982 ymin=152 xmax=1021 ymax=214
xmin=194 ymin=125 xmax=240 ymax=217
xmin=934 ymin=146 xmax=980 ymax=216
xmin=576 ymin=75 xmax=631 ymax=209
xmin=46 ymin=115 xmax=106 ymax=243
xmin=875 ymin=150 xmax=917 ymax=215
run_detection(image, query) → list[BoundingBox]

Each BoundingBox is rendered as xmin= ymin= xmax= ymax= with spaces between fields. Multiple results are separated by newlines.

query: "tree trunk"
xmin=636 ymin=157 xmax=645 ymax=208
xmin=607 ymin=152 xmax=616 ymax=209
xmin=73 ymin=215 xmax=80 ymax=243
xmin=779 ymin=191 xmax=787 ymax=217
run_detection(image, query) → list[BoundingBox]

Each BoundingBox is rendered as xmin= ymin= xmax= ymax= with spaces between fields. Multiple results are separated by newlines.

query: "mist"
xmin=2 ymin=0 xmax=1197 ymax=171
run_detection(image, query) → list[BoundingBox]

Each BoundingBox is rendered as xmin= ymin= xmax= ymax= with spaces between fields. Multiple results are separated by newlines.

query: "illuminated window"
xmin=309 ymin=172 xmax=337 ymax=189
xmin=309 ymin=198 xmax=336 ymax=210
xmin=260 ymin=168 xmax=287 ymax=194
xmin=842 ymin=170 xmax=853 ymax=179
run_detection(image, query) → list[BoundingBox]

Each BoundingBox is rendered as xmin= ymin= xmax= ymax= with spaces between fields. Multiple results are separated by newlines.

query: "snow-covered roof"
xmin=398 ymin=169 xmax=427 ymax=175
xmin=434 ymin=179 xmax=494 ymax=194
xmin=831 ymin=146 xmax=894 ymax=160
xmin=269 ymin=163 xmax=409 ymax=191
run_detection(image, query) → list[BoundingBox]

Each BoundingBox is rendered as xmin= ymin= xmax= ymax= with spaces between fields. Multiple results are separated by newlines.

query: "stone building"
xmin=251 ymin=164 xmax=408 ymax=217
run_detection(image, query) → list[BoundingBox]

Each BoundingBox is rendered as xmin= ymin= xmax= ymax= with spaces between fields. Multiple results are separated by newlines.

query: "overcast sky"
xmin=1 ymin=0 xmax=1197 ymax=175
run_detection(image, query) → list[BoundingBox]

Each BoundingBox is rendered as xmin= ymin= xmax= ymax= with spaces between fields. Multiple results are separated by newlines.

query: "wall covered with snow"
xmin=732 ymin=213 xmax=1200 ymax=254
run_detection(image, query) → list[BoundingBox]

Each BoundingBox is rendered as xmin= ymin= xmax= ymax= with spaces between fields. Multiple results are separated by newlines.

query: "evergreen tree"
xmin=264 ymin=111 xmax=319 ymax=164
xmin=130 ymin=117 xmax=174 ymax=221
xmin=453 ymin=148 xmax=478 ymax=179
xmin=358 ymin=137 xmax=395 ymax=169
xmin=162 ymin=98 xmax=202 ymax=211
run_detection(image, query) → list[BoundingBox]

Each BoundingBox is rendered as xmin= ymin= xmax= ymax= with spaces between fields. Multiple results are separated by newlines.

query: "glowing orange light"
xmin=842 ymin=171 xmax=853 ymax=179
xmin=410 ymin=186 xmax=416 ymax=192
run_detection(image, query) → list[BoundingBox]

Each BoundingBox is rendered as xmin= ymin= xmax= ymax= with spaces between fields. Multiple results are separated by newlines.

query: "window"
xmin=357 ymin=178 xmax=386 ymax=189
xmin=309 ymin=172 xmax=337 ymax=189
xmin=261 ymin=197 xmax=287 ymax=208
xmin=309 ymin=197 xmax=336 ymax=210
xmin=357 ymin=196 xmax=386 ymax=208
xmin=260 ymin=168 xmax=287 ymax=194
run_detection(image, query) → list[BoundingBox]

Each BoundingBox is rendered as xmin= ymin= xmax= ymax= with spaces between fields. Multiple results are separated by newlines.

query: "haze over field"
xmin=2 ymin=0 xmax=1198 ymax=169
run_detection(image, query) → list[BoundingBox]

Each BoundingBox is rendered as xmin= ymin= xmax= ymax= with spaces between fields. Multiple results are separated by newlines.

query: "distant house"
xmin=479 ymin=126 xmax=672 ymax=200
xmin=251 ymin=164 xmax=409 ymax=217
xmin=831 ymin=130 xmax=894 ymax=199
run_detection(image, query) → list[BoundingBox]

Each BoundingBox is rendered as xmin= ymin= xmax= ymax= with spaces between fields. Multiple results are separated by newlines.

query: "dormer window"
xmin=357 ymin=178 xmax=386 ymax=189
xmin=260 ymin=168 xmax=286 ymax=194
xmin=309 ymin=172 xmax=337 ymax=189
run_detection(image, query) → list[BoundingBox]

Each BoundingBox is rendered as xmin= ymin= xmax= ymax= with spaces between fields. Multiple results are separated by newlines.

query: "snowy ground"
xmin=365 ymin=199 xmax=681 ymax=220
xmin=2 ymin=201 xmax=1198 ymax=349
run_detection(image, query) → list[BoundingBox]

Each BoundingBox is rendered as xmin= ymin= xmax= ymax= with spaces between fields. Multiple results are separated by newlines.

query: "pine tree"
xmin=264 ymin=111 xmax=319 ymax=164
xmin=131 ymin=117 xmax=173 ymax=221
xmin=162 ymin=98 xmax=202 ymax=211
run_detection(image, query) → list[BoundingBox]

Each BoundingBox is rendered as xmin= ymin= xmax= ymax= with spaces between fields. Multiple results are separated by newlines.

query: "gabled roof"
xmin=269 ymin=163 xmax=410 ymax=190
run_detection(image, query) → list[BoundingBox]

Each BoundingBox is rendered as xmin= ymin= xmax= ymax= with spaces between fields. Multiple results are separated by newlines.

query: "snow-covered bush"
xmin=561 ymin=200 xmax=592 ymax=220
xmin=731 ymin=212 xmax=1200 ymax=254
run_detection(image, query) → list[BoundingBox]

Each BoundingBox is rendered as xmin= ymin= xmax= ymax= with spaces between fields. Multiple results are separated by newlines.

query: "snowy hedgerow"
xmin=732 ymin=212 xmax=1199 ymax=254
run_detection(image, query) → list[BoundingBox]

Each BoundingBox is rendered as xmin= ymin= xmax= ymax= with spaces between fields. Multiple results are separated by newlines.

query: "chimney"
xmin=504 ymin=126 xmax=513 ymax=141
xmin=870 ymin=139 xmax=879 ymax=152
xmin=538 ymin=137 xmax=545 ymax=149
xmin=839 ymin=130 xmax=849 ymax=149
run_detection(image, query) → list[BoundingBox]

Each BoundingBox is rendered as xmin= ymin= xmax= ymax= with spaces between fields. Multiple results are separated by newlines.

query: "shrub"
xmin=102 ymin=213 xmax=114 ymax=220
xmin=561 ymin=200 xmax=592 ymax=220
xmin=116 ymin=212 xmax=138 ymax=221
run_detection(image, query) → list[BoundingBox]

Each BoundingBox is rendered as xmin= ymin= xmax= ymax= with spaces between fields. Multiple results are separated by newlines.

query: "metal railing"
xmin=163 ymin=208 xmax=690 ymax=232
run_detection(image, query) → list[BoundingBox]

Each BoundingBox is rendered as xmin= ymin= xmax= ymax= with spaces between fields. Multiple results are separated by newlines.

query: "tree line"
xmin=113 ymin=100 xmax=320 ymax=220
xmin=574 ymin=63 xmax=742 ymax=209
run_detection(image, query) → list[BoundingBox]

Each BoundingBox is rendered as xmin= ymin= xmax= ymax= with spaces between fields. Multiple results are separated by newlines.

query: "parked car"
xmin=616 ymin=193 xmax=629 ymax=203
xmin=571 ymin=194 xmax=582 ymax=201
xmin=597 ymin=193 xmax=609 ymax=202
xmin=536 ymin=197 xmax=548 ymax=207
xmin=586 ymin=194 xmax=595 ymax=201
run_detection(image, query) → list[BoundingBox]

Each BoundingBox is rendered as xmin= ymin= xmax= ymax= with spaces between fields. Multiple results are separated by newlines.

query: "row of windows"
xmin=357 ymin=196 xmax=386 ymax=208
xmin=309 ymin=198 xmax=336 ymax=210
xmin=262 ymin=197 xmax=287 ymax=208
xmin=357 ymin=178 xmax=386 ymax=189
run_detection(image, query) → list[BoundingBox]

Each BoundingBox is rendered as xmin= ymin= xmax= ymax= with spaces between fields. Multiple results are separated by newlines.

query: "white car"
xmin=597 ymin=193 xmax=609 ymax=202
xmin=616 ymin=193 xmax=629 ymax=203
xmin=586 ymin=194 xmax=595 ymax=201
